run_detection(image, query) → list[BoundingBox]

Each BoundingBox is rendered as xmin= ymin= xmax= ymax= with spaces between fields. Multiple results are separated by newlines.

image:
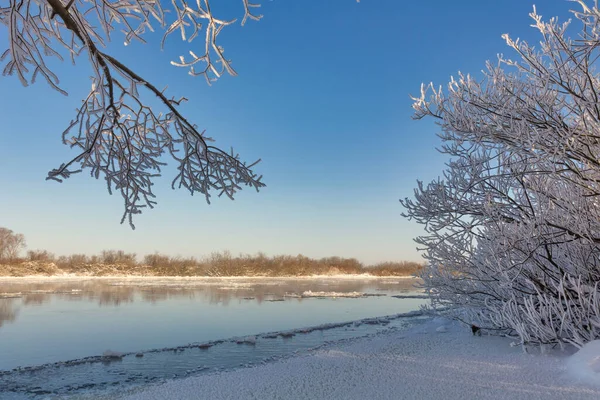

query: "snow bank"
xmin=0 ymin=292 xmax=23 ymax=298
xmin=102 ymin=350 xmax=125 ymax=360
xmin=391 ymin=294 xmax=429 ymax=299
xmin=301 ymin=290 xmax=364 ymax=298
xmin=566 ymin=340 xmax=600 ymax=387
xmin=236 ymin=336 xmax=257 ymax=345
xmin=121 ymin=317 xmax=600 ymax=400
xmin=0 ymin=274 xmax=416 ymax=283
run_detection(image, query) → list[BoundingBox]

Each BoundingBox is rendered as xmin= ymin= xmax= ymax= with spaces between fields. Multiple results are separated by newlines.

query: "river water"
xmin=0 ymin=276 xmax=428 ymax=398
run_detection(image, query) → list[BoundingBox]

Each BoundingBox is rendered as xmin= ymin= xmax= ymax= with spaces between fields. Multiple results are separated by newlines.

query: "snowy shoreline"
xmin=1 ymin=311 xmax=423 ymax=375
xmin=0 ymin=274 xmax=417 ymax=282
xmin=118 ymin=317 xmax=600 ymax=400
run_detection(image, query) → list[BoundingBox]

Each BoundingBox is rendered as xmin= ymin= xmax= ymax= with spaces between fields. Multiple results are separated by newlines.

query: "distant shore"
xmin=0 ymin=273 xmax=419 ymax=280
xmin=0 ymin=253 xmax=423 ymax=278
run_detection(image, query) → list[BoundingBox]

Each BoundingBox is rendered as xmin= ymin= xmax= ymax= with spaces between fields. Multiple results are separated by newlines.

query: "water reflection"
xmin=0 ymin=277 xmax=419 ymax=328
xmin=0 ymin=277 xmax=424 ymax=372
xmin=0 ymin=298 xmax=18 ymax=328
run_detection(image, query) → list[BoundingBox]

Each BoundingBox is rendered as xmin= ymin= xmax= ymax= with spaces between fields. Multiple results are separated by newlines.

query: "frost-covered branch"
xmin=404 ymin=1 xmax=600 ymax=348
xmin=1 ymin=0 xmax=266 ymax=227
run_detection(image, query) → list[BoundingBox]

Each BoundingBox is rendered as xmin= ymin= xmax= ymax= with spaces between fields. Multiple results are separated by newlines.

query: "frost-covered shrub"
xmin=0 ymin=227 xmax=25 ymax=261
xmin=27 ymin=250 xmax=55 ymax=262
xmin=100 ymin=250 xmax=137 ymax=266
xmin=368 ymin=261 xmax=423 ymax=276
xmin=402 ymin=2 xmax=600 ymax=348
xmin=56 ymin=254 xmax=89 ymax=270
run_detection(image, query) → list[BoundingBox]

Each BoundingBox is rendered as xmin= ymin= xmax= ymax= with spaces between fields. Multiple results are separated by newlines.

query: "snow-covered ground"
xmin=301 ymin=290 xmax=365 ymax=298
xmin=0 ymin=274 xmax=416 ymax=282
xmin=119 ymin=317 xmax=600 ymax=400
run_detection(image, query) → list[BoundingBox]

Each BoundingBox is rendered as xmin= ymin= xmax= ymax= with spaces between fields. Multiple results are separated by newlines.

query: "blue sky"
xmin=0 ymin=0 xmax=568 ymax=263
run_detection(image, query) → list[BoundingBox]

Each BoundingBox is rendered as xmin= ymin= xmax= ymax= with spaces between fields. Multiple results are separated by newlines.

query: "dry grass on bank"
xmin=0 ymin=250 xmax=423 ymax=277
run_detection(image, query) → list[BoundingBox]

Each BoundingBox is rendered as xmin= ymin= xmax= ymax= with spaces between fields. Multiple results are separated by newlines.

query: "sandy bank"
xmin=119 ymin=317 xmax=600 ymax=400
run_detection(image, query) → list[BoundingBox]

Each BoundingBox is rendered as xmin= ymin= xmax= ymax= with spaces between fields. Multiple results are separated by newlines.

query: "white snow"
xmin=102 ymin=350 xmax=124 ymax=359
xmin=119 ymin=317 xmax=600 ymax=400
xmin=236 ymin=336 xmax=257 ymax=345
xmin=566 ymin=340 xmax=600 ymax=387
xmin=0 ymin=274 xmax=414 ymax=282
xmin=301 ymin=290 xmax=364 ymax=298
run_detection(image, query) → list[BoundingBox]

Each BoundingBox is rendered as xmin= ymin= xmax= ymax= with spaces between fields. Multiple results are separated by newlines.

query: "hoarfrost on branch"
xmin=402 ymin=1 xmax=600 ymax=348
xmin=0 ymin=0 xmax=265 ymax=227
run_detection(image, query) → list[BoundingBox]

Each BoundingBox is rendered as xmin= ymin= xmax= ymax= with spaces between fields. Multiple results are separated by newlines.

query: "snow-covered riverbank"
xmin=120 ymin=317 xmax=600 ymax=400
xmin=0 ymin=274 xmax=416 ymax=283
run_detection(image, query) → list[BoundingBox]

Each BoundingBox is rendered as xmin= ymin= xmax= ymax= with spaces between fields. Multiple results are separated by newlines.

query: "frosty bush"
xmin=1 ymin=0 xmax=265 ymax=227
xmin=100 ymin=250 xmax=137 ymax=265
xmin=27 ymin=250 xmax=55 ymax=262
xmin=402 ymin=1 xmax=600 ymax=348
xmin=0 ymin=227 xmax=26 ymax=261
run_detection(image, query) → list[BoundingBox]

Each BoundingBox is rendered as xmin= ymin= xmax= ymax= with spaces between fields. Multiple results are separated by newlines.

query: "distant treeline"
xmin=0 ymin=250 xmax=423 ymax=277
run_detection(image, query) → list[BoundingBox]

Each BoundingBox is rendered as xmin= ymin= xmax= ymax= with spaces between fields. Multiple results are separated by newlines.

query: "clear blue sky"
xmin=0 ymin=0 xmax=568 ymax=264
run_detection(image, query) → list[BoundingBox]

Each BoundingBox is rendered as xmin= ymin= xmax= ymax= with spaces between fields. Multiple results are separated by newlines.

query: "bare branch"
xmin=1 ymin=0 xmax=265 ymax=227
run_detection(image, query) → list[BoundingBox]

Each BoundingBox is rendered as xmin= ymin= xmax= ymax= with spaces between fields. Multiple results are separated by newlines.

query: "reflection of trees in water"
xmin=97 ymin=287 xmax=134 ymax=306
xmin=140 ymin=288 xmax=198 ymax=304
xmin=0 ymin=278 xmax=419 ymax=327
xmin=201 ymin=280 xmax=419 ymax=305
xmin=22 ymin=293 xmax=48 ymax=305
xmin=0 ymin=299 xmax=19 ymax=328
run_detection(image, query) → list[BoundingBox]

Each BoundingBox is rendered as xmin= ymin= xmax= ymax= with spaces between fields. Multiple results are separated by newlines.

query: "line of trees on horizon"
xmin=0 ymin=227 xmax=423 ymax=277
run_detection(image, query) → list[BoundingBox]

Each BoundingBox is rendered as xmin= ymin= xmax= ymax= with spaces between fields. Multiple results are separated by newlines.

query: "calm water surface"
xmin=0 ymin=276 xmax=426 ymax=398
